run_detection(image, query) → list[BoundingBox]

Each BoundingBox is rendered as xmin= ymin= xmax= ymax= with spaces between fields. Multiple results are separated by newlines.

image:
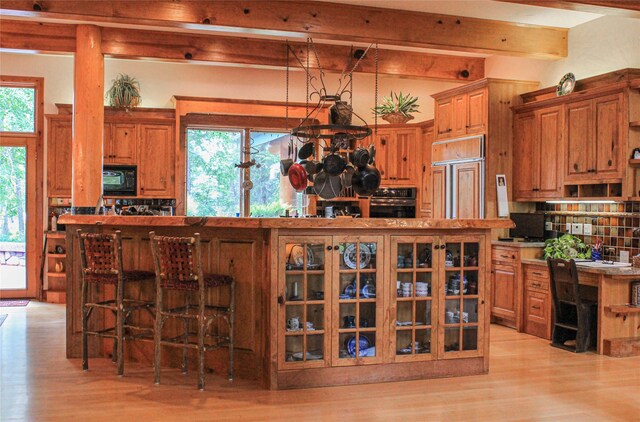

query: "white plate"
xmin=343 ymin=243 xmax=372 ymax=269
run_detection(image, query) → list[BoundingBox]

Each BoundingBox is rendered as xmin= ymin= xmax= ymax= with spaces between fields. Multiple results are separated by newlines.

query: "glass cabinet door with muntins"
xmin=391 ymin=237 xmax=437 ymax=360
xmin=439 ymin=237 xmax=483 ymax=358
xmin=332 ymin=236 xmax=384 ymax=365
xmin=278 ymin=237 xmax=331 ymax=369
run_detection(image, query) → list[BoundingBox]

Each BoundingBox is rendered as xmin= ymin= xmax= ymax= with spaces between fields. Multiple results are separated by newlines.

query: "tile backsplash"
xmin=537 ymin=202 xmax=640 ymax=261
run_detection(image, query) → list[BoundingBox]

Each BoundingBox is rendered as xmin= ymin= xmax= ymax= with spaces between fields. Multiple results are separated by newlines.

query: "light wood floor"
xmin=1 ymin=302 xmax=639 ymax=421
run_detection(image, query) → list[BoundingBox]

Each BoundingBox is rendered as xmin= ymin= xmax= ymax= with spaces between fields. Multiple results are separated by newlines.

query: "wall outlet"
xmin=620 ymin=251 xmax=630 ymax=263
xmin=571 ymin=223 xmax=583 ymax=235
xmin=566 ymin=223 xmax=572 ymax=233
xmin=583 ymin=223 xmax=592 ymax=235
xmin=545 ymin=221 xmax=553 ymax=231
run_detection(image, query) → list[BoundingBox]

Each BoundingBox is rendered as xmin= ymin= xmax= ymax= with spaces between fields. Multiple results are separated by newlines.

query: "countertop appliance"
xmin=103 ymin=165 xmax=137 ymax=196
xmin=431 ymin=135 xmax=485 ymax=219
xmin=369 ymin=188 xmax=416 ymax=218
xmin=114 ymin=198 xmax=175 ymax=215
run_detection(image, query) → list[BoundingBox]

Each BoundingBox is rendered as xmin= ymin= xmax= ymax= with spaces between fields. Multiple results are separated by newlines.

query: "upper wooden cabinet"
xmin=434 ymin=87 xmax=487 ymax=140
xmin=47 ymin=116 xmax=72 ymax=197
xmin=46 ymin=106 xmax=176 ymax=198
xmin=138 ymin=123 xmax=175 ymax=198
xmin=374 ymin=126 xmax=419 ymax=186
xmin=513 ymin=105 xmax=563 ymax=201
xmin=513 ymin=69 xmax=640 ymax=201
xmin=104 ymin=123 xmax=137 ymax=164
xmin=565 ymin=94 xmax=624 ymax=183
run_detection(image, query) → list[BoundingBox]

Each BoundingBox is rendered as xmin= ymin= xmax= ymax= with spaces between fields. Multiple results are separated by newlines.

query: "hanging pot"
xmin=353 ymin=146 xmax=370 ymax=169
xmin=352 ymin=165 xmax=381 ymax=197
xmin=303 ymin=160 xmax=321 ymax=176
xmin=314 ymin=170 xmax=343 ymax=199
xmin=323 ymin=152 xmax=346 ymax=176
xmin=298 ymin=141 xmax=314 ymax=160
xmin=329 ymin=101 xmax=353 ymax=126
xmin=288 ymin=163 xmax=308 ymax=192
xmin=280 ymin=158 xmax=294 ymax=176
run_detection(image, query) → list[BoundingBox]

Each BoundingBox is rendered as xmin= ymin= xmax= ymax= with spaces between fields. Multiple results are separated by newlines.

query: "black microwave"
xmin=103 ymin=165 xmax=137 ymax=196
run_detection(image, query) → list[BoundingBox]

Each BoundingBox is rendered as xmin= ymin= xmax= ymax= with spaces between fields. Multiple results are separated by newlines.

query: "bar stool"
xmin=77 ymin=230 xmax=155 ymax=375
xmin=547 ymin=258 xmax=598 ymax=352
xmin=149 ymin=232 xmax=235 ymax=390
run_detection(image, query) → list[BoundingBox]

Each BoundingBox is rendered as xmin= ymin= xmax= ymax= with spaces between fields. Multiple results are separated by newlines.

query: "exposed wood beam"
xmin=0 ymin=1 xmax=568 ymax=58
xmin=498 ymin=1 xmax=640 ymax=18
xmin=0 ymin=20 xmax=485 ymax=82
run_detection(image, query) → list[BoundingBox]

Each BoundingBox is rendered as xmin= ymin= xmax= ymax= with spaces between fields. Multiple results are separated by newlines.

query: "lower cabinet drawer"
xmin=524 ymin=266 xmax=549 ymax=291
xmin=524 ymin=288 xmax=551 ymax=340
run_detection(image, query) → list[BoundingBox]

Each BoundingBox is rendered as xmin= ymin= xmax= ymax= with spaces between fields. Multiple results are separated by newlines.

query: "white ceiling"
xmin=318 ymin=0 xmax=603 ymax=28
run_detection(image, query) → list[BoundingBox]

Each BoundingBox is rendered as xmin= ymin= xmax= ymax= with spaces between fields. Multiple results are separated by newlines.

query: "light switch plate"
xmin=545 ymin=222 xmax=553 ymax=231
xmin=583 ymin=223 xmax=592 ymax=235
xmin=572 ymin=223 xmax=583 ymax=235
xmin=566 ymin=223 xmax=572 ymax=233
xmin=620 ymin=251 xmax=630 ymax=263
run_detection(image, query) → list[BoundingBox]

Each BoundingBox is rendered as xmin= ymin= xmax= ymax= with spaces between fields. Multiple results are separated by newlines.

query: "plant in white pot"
xmin=105 ymin=74 xmax=141 ymax=110
xmin=372 ymin=91 xmax=420 ymax=124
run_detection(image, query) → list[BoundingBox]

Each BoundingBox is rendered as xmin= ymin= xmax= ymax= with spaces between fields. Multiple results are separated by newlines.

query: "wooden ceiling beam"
xmin=0 ymin=20 xmax=485 ymax=82
xmin=0 ymin=1 xmax=568 ymax=58
xmin=498 ymin=1 xmax=640 ymax=18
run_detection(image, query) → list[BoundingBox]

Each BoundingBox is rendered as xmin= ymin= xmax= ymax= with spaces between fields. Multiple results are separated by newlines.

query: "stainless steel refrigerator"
xmin=431 ymin=135 xmax=485 ymax=219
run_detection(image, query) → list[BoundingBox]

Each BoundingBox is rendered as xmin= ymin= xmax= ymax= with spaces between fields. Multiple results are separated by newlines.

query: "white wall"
xmin=0 ymin=52 xmax=459 ymax=122
xmin=486 ymin=15 xmax=640 ymax=86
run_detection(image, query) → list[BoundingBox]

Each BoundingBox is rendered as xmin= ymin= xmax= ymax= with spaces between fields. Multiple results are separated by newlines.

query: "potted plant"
xmin=372 ymin=91 xmax=420 ymax=124
xmin=543 ymin=234 xmax=592 ymax=260
xmin=105 ymin=74 xmax=141 ymax=110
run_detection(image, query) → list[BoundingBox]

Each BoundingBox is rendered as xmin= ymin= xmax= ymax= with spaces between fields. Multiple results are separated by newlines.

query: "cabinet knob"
xmin=334 ymin=245 xmax=339 ymax=250
xmin=381 ymin=139 xmax=386 ymax=146
xmin=573 ymin=163 xmax=578 ymax=171
xmin=277 ymin=295 xmax=285 ymax=305
xmin=607 ymin=159 xmax=612 ymax=166
xmin=403 ymin=157 xmax=407 ymax=162
xmin=327 ymin=245 xmax=333 ymax=251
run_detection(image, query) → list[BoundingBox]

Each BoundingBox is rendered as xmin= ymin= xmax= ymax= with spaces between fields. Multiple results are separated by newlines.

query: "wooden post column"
xmin=72 ymin=25 xmax=104 ymax=210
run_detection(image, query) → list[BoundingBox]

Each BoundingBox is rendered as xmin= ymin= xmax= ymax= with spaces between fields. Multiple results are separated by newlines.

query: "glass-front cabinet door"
xmin=438 ymin=236 xmax=484 ymax=359
xmin=331 ymin=236 xmax=384 ymax=366
xmin=390 ymin=237 xmax=437 ymax=361
xmin=278 ymin=236 xmax=332 ymax=369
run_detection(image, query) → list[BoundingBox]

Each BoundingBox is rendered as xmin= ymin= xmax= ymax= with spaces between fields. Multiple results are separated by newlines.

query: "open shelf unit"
xmin=44 ymin=231 xmax=66 ymax=303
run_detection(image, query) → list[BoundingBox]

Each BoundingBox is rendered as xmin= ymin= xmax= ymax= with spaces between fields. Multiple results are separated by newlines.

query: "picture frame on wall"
xmin=496 ymin=174 xmax=509 ymax=217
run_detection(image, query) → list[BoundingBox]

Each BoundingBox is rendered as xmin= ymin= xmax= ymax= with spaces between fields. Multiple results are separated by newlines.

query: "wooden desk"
xmin=522 ymin=259 xmax=640 ymax=356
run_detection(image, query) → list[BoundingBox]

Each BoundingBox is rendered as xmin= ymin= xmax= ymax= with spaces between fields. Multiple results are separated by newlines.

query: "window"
xmin=0 ymin=86 xmax=35 ymax=133
xmin=186 ymin=128 xmax=304 ymax=217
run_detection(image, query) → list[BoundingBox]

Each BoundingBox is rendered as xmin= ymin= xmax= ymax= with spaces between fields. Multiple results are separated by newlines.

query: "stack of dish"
xmin=416 ymin=282 xmax=429 ymax=297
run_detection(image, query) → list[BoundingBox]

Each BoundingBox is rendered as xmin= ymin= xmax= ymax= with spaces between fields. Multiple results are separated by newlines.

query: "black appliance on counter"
xmin=369 ymin=188 xmax=416 ymax=218
xmin=509 ymin=212 xmax=545 ymax=241
xmin=103 ymin=165 xmax=137 ymax=196
xmin=114 ymin=198 xmax=175 ymax=215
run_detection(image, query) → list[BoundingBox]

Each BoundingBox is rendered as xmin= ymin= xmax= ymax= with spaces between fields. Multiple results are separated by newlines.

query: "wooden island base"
xmin=59 ymin=215 xmax=511 ymax=389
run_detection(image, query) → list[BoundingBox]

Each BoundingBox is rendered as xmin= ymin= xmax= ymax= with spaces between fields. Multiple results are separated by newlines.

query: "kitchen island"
xmin=59 ymin=215 xmax=511 ymax=389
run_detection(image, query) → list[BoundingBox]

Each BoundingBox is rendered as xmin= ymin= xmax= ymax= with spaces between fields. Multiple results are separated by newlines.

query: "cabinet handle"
xmin=277 ymin=295 xmax=285 ymax=305
xmin=512 ymin=255 xmax=516 ymax=259
xmin=327 ymin=245 xmax=333 ymax=251
xmin=607 ymin=160 xmax=612 ymax=166
xmin=532 ymin=305 xmax=541 ymax=310
xmin=500 ymin=254 xmax=508 ymax=259
xmin=423 ymin=165 xmax=426 ymax=172
xmin=381 ymin=139 xmax=386 ymax=146
xmin=403 ymin=157 xmax=407 ymax=162
xmin=532 ymin=283 xmax=541 ymax=288
xmin=532 ymin=272 xmax=543 ymax=276
xmin=573 ymin=163 xmax=578 ymax=171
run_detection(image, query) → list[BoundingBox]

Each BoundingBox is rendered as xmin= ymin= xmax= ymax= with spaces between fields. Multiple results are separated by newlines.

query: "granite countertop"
xmin=492 ymin=240 xmax=546 ymax=248
xmin=521 ymin=258 xmax=640 ymax=277
xmin=58 ymin=215 xmax=514 ymax=230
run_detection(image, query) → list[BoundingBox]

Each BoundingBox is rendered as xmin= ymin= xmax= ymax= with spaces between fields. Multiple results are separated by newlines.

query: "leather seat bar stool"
xmin=77 ymin=229 xmax=155 ymax=375
xmin=547 ymin=258 xmax=598 ymax=353
xmin=149 ymin=232 xmax=235 ymax=390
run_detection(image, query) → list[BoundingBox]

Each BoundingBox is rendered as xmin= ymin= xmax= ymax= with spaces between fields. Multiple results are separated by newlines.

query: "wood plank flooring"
xmin=1 ymin=302 xmax=639 ymax=421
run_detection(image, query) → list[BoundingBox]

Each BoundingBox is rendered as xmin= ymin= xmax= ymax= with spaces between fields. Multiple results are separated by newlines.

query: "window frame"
xmin=0 ymin=79 xmax=38 ymax=135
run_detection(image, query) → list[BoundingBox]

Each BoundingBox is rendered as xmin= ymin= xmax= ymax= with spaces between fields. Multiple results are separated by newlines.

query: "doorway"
xmin=0 ymin=76 xmax=44 ymax=299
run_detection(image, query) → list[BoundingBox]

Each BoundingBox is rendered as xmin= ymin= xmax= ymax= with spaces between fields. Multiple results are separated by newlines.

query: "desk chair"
xmin=77 ymin=230 xmax=155 ymax=375
xmin=547 ymin=258 xmax=598 ymax=352
xmin=149 ymin=232 xmax=235 ymax=390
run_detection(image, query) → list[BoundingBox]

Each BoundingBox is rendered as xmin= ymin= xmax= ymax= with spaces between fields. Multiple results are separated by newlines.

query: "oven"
xmin=369 ymin=188 xmax=416 ymax=218
xmin=103 ymin=165 xmax=137 ymax=196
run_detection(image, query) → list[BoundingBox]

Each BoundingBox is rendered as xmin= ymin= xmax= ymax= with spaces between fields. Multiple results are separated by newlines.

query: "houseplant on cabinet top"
xmin=105 ymin=74 xmax=141 ymax=110
xmin=373 ymin=91 xmax=420 ymax=124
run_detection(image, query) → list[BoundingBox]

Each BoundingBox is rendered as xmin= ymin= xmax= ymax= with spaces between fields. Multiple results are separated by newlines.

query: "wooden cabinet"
xmin=44 ymin=231 xmax=66 ymax=303
xmin=104 ymin=123 xmax=137 ymax=164
xmin=418 ymin=122 xmax=434 ymax=217
xmin=46 ymin=116 xmax=72 ymax=197
xmin=431 ymin=165 xmax=446 ymax=219
xmin=137 ymin=123 xmax=175 ymax=198
xmin=46 ymin=107 xmax=176 ymax=198
xmin=453 ymin=161 xmax=481 ymax=219
xmin=522 ymin=264 xmax=551 ymax=340
xmin=434 ymin=88 xmax=487 ymax=140
xmin=565 ymin=94 xmax=623 ymax=183
xmin=374 ymin=127 xmax=418 ymax=186
xmin=513 ymin=106 xmax=563 ymax=201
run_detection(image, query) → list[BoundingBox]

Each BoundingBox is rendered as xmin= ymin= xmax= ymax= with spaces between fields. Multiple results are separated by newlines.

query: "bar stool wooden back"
xmin=76 ymin=229 xmax=155 ymax=376
xmin=149 ymin=231 xmax=235 ymax=390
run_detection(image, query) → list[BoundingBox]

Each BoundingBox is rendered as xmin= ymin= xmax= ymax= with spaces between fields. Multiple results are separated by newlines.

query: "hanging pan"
xmin=298 ymin=141 xmax=315 ymax=160
xmin=323 ymin=151 xmax=346 ymax=176
xmin=352 ymin=165 xmax=381 ymax=197
xmin=313 ymin=170 xmax=343 ymax=199
xmin=288 ymin=163 xmax=308 ymax=192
